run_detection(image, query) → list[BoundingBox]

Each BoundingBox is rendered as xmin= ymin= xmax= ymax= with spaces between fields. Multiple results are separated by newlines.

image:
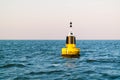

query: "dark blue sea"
xmin=0 ymin=40 xmax=120 ymax=80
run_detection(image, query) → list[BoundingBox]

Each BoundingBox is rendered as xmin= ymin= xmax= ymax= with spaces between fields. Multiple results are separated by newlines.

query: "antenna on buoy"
xmin=70 ymin=22 xmax=72 ymax=27
xmin=69 ymin=22 xmax=73 ymax=36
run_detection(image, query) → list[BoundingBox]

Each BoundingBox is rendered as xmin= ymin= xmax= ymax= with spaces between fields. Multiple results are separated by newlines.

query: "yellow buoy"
xmin=61 ymin=22 xmax=80 ymax=57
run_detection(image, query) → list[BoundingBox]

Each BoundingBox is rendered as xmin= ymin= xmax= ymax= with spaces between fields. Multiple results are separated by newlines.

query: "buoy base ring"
xmin=62 ymin=54 xmax=80 ymax=58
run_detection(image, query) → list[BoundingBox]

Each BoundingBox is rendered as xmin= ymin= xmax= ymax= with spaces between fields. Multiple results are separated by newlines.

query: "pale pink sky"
xmin=0 ymin=0 xmax=120 ymax=39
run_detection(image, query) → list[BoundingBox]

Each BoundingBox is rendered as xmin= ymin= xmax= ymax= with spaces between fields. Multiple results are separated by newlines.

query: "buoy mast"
xmin=70 ymin=22 xmax=73 ymax=35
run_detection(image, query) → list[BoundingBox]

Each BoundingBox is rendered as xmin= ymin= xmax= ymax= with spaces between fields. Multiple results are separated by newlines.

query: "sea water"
xmin=0 ymin=40 xmax=120 ymax=80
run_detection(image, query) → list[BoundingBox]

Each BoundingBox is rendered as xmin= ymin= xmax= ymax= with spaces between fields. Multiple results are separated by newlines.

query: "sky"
xmin=0 ymin=0 xmax=120 ymax=40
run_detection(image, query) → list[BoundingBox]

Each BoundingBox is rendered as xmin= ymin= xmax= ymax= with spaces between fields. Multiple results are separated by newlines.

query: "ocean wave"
xmin=86 ymin=59 xmax=120 ymax=63
xmin=82 ymin=70 xmax=96 ymax=74
xmin=0 ymin=63 xmax=25 ymax=68
xmin=13 ymin=76 xmax=29 ymax=80
xmin=26 ymin=70 xmax=64 ymax=75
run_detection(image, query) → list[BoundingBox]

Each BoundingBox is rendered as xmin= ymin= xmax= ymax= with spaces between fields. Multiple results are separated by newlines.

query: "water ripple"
xmin=13 ymin=76 xmax=29 ymax=80
xmin=27 ymin=70 xmax=64 ymax=75
xmin=0 ymin=63 xmax=25 ymax=68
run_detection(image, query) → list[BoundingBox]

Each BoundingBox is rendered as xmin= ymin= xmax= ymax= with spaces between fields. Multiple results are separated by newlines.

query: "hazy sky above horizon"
xmin=0 ymin=0 xmax=120 ymax=39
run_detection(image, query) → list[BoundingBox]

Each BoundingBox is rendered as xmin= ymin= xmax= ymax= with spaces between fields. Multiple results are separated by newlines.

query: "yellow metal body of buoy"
xmin=61 ymin=22 xmax=80 ymax=57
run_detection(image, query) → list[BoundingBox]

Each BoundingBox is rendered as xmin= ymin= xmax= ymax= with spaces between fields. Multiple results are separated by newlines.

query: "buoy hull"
xmin=62 ymin=48 xmax=80 ymax=57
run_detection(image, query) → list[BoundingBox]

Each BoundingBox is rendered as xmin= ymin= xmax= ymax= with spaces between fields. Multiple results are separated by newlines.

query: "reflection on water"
xmin=64 ymin=58 xmax=79 ymax=68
